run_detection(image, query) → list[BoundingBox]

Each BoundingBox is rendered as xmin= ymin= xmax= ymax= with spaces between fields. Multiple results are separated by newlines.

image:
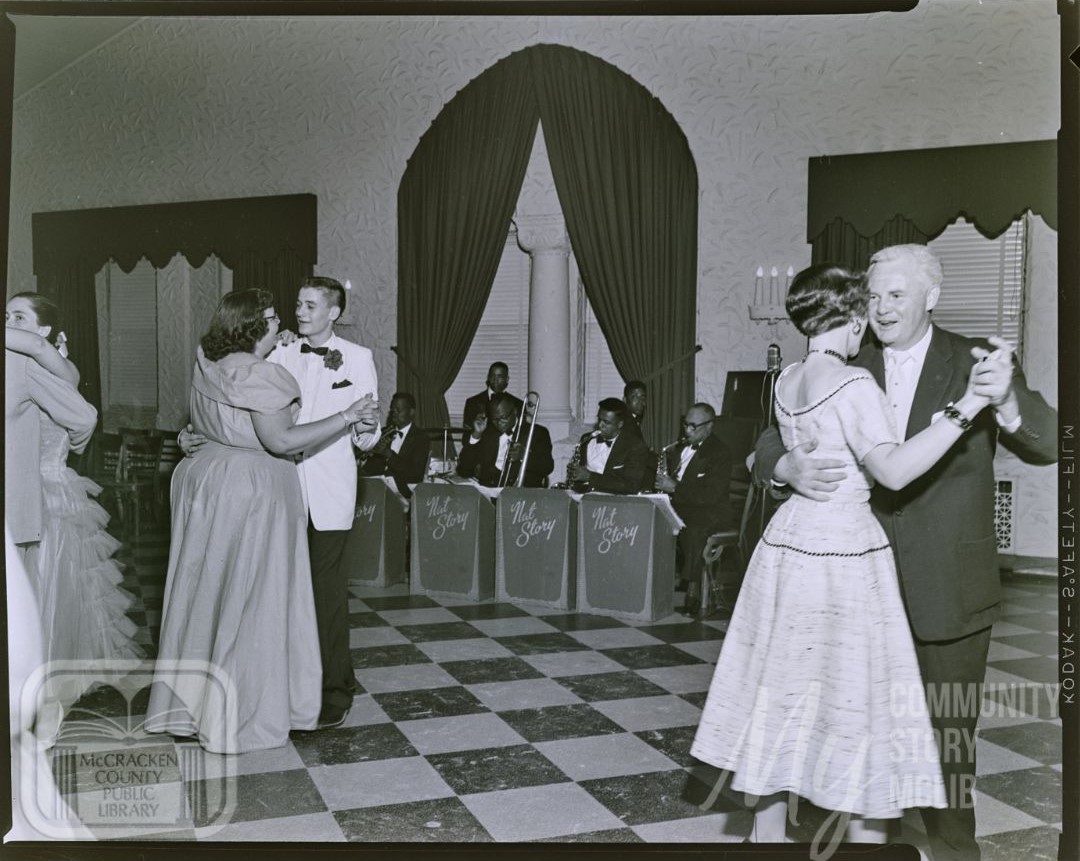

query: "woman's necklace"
xmin=804 ymin=348 xmax=848 ymax=365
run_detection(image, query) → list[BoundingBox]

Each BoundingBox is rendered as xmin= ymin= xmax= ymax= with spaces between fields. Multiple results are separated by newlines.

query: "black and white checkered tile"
xmin=52 ymin=530 xmax=1060 ymax=855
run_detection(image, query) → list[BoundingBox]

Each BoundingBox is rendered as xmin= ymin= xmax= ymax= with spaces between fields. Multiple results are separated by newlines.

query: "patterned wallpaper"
xmin=8 ymin=2 xmax=1061 ymax=551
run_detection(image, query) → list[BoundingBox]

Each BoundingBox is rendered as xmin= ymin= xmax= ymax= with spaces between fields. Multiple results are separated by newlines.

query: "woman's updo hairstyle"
xmin=785 ymin=264 xmax=869 ymax=337
xmin=201 ymin=289 xmax=274 ymax=361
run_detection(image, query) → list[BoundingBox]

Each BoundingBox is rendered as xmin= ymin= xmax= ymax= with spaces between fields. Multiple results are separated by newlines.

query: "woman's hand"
xmin=178 ymin=423 xmax=209 ymax=457
xmin=55 ymin=331 xmax=69 ymax=358
xmin=276 ymin=329 xmax=299 ymax=346
xmin=344 ymin=394 xmax=378 ymax=426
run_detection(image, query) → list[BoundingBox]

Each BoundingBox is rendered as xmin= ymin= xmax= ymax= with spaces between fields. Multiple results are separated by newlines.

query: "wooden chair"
xmin=701 ymin=416 xmax=762 ymax=614
xmin=97 ymin=429 xmax=163 ymax=537
xmin=154 ymin=430 xmax=184 ymax=521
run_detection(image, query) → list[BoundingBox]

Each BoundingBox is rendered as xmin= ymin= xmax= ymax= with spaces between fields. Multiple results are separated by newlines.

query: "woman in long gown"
xmin=690 ymin=264 xmax=992 ymax=846
xmin=6 ymin=293 xmax=142 ymax=737
xmin=144 ymin=289 xmax=376 ymax=754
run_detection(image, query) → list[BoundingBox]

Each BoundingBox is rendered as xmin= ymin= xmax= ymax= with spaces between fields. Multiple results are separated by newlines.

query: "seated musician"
xmin=461 ymin=362 xmax=522 ymax=447
xmin=360 ymin=392 xmax=431 ymax=499
xmin=569 ymin=398 xmax=651 ymax=494
xmin=654 ymin=402 xmax=733 ymax=615
xmin=457 ymin=392 xmax=553 ymax=488
xmin=623 ymin=380 xmax=647 ymax=441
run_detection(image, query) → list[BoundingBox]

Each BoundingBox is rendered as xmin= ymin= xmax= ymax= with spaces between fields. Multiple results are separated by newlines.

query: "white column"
xmin=515 ymin=213 xmax=572 ymax=441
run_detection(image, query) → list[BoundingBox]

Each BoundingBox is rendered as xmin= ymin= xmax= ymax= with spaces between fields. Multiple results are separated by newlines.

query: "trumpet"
xmin=358 ymin=424 xmax=399 ymax=469
xmin=498 ymin=391 xmax=541 ymax=488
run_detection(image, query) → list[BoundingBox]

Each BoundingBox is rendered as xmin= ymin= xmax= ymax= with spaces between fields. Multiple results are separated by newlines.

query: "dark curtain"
xmin=397 ymin=44 xmax=698 ymax=444
xmin=233 ymin=247 xmax=313 ymax=324
xmin=31 ymin=194 xmax=317 ymax=412
xmin=807 ymin=139 xmax=1056 ymax=270
xmin=396 ymin=51 xmax=540 ymax=428
xmin=530 ymin=45 xmax=698 ymax=449
xmin=810 ymin=214 xmax=931 ymax=270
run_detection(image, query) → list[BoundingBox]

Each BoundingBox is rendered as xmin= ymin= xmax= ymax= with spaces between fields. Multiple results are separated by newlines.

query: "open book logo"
xmin=15 ymin=660 xmax=239 ymax=839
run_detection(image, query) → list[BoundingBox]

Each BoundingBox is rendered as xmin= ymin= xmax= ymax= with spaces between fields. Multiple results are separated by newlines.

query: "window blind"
xmin=444 ymin=234 xmax=530 ymax=426
xmin=927 ymin=217 xmax=1026 ymax=355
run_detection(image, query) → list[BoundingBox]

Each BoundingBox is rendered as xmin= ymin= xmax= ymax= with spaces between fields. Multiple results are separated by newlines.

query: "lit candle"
xmin=770 ymin=267 xmax=779 ymax=306
xmin=345 ymin=279 xmax=352 ymax=291
xmin=755 ymin=266 xmax=764 ymax=304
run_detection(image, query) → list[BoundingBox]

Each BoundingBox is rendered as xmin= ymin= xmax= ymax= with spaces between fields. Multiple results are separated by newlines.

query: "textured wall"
xmin=9 ymin=2 xmax=1060 ymax=550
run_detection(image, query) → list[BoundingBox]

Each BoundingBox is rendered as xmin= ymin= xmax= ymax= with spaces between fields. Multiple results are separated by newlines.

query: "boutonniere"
xmin=323 ymin=349 xmax=343 ymax=371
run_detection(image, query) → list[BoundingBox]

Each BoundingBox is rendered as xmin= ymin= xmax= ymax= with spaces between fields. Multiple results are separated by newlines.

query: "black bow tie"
xmin=300 ymin=343 xmax=329 ymax=356
xmin=596 ymin=438 xmax=613 ymax=448
xmin=686 ymin=442 xmax=700 ymax=451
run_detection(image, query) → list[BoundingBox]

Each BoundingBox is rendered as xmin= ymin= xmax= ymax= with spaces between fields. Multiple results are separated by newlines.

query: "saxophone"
xmin=655 ymin=438 xmax=686 ymax=491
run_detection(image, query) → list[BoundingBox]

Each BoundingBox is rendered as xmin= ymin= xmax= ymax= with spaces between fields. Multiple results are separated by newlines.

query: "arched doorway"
xmin=396 ymin=44 xmax=698 ymax=450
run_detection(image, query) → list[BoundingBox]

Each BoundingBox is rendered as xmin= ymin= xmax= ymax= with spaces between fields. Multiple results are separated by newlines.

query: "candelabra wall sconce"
xmin=748 ymin=266 xmax=794 ymax=321
xmin=748 ymin=266 xmax=794 ymax=341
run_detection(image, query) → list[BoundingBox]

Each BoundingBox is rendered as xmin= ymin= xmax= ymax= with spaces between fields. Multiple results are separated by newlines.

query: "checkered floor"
xmin=44 ymin=527 xmax=1060 ymax=855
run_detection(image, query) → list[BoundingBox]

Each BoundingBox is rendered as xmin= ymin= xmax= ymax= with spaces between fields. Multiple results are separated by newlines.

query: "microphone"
xmin=767 ymin=343 xmax=782 ymax=373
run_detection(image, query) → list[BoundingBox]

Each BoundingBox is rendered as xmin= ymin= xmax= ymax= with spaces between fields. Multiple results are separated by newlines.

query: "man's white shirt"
xmin=587 ymin=435 xmax=615 ymax=473
xmin=883 ymin=326 xmax=933 ymax=438
xmin=268 ymin=333 xmax=379 ymax=530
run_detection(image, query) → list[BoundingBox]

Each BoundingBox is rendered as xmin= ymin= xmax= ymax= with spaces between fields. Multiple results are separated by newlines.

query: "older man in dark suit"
xmin=458 ymin=391 xmax=553 ymax=488
xmin=655 ymin=402 xmax=732 ymax=615
xmin=755 ymin=244 xmax=1056 ymax=860
xmin=569 ymin=398 xmax=652 ymax=494
xmin=360 ymin=392 xmax=431 ymax=499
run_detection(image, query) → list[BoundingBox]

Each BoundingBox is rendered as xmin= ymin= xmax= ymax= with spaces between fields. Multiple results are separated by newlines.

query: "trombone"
xmin=498 ymin=391 xmax=540 ymax=488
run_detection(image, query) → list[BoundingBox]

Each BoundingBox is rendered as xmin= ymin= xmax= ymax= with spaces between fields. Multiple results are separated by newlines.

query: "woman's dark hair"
xmin=785 ymin=264 xmax=869 ymax=337
xmin=8 ymin=291 xmax=61 ymax=333
xmin=201 ymin=289 xmax=274 ymax=361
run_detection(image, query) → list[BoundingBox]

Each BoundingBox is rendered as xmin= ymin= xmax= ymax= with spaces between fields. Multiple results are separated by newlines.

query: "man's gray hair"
xmin=869 ymin=244 xmax=944 ymax=291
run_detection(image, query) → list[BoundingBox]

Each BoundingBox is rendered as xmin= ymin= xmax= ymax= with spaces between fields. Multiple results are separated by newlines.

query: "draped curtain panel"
xmin=396 ymin=50 xmax=540 ymax=428
xmin=397 ymin=44 xmax=699 ymax=441
xmin=807 ymin=140 xmax=1056 ymax=269
xmin=530 ymin=45 xmax=698 ymax=448
xmin=31 ymin=194 xmax=317 ymax=411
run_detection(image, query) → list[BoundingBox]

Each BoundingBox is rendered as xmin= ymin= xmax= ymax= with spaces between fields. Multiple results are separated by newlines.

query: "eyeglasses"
xmin=682 ymin=419 xmax=713 ymax=430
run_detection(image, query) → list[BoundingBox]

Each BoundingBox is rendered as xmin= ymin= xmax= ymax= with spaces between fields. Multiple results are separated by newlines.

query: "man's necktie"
xmin=598 ymin=438 xmax=613 ymax=448
xmin=300 ymin=343 xmax=329 ymax=356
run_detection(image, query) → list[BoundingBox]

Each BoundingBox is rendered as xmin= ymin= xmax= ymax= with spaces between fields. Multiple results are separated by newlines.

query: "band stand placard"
xmin=344 ymin=477 xmax=408 ymax=587
xmin=576 ymin=493 xmax=681 ymax=623
xmin=495 ymin=488 xmax=577 ymax=611
xmin=410 ymin=481 xmax=495 ymax=601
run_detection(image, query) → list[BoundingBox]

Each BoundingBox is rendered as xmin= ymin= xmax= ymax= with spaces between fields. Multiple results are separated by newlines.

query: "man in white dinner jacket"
xmin=267 ymin=277 xmax=380 ymax=728
xmin=182 ymin=277 xmax=379 ymax=728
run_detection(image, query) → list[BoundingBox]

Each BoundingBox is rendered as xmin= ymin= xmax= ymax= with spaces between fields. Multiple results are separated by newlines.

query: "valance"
xmin=807 ymin=140 xmax=1057 ymax=244
xmin=30 ymin=193 xmax=317 ymax=414
xmin=32 ymin=193 xmax=317 ymax=277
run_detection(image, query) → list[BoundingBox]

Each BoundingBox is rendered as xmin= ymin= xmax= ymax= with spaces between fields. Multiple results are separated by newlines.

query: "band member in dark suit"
xmin=655 ymin=402 xmax=733 ymax=615
xmin=755 ymin=245 xmax=1056 ymax=858
xmin=360 ymin=392 xmax=431 ymax=499
xmin=461 ymin=362 xmax=522 ymax=446
xmin=569 ymin=398 xmax=652 ymax=494
xmin=623 ymin=380 xmax=647 ymax=441
xmin=457 ymin=392 xmax=553 ymax=488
